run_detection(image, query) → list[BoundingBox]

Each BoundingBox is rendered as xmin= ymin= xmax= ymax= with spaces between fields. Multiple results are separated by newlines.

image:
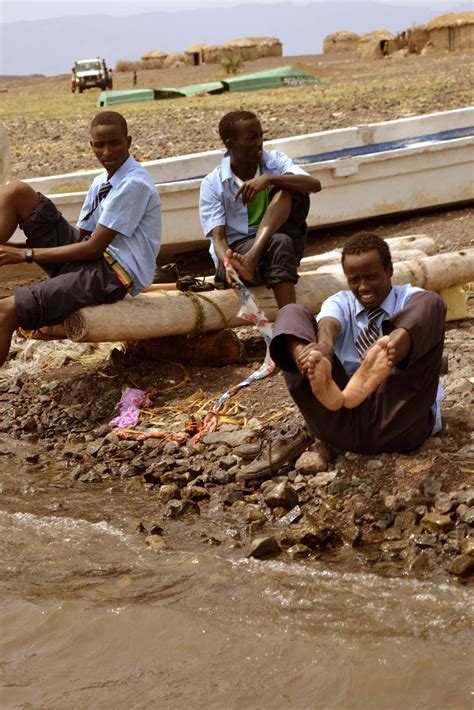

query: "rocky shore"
xmin=0 ymin=301 xmax=472 ymax=581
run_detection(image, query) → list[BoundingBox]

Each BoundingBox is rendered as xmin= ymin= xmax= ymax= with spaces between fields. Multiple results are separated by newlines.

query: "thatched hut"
xmin=323 ymin=31 xmax=359 ymax=54
xmin=185 ymin=37 xmax=282 ymax=65
xmin=357 ymin=30 xmax=395 ymax=59
xmin=164 ymin=52 xmax=187 ymax=68
xmin=423 ymin=12 xmax=474 ymax=51
xmin=141 ymin=49 xmax=168 ymax=68
xmin=184 ymin=44 xmax=207 ymax=66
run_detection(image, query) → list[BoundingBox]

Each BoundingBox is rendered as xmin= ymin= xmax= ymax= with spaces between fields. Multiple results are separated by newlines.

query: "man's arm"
xmin=0 ymin=223 xmax=117 ymax=266
xmin=236 ymin=173 xmax=321 ymax=206
xmin=289 ymin=316 xmax=341 ymax=375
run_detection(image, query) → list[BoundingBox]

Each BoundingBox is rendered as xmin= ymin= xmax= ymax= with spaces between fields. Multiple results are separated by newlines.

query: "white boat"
xmin=17 ymin=108 xmax=474 ymax=255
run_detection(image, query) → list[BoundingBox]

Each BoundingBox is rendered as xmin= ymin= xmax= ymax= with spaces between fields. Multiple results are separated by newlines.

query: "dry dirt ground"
xmin=0 ymin=51 xmax=473 ymax=577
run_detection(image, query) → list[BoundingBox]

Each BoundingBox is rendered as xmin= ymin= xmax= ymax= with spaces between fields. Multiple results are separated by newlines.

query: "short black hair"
xmin=341 ymin=232 xmax=392 ymax=271
xmin=218 ymin=110 xmax=259 ymax=143
xmin=91 ymin=111 xmax=128 ymax=137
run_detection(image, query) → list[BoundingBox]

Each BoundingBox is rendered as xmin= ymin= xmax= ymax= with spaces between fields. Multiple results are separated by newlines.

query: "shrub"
xmin=220 ymin=54 xmax=244 ymax=74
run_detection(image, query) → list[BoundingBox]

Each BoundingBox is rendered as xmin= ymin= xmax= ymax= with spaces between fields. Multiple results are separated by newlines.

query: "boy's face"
xmin=226 ymin=118 xmax=263 ymax=163
xmin=343 ymin=250 xmax=393 ymax=309
xmin=90 ymin=123 xmax=131 ymax=177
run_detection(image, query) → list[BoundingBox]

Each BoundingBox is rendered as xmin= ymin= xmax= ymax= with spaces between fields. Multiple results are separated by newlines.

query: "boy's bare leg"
xmin=272 ymin=281 xmax=296 ymax=309
xmin=0 ymin=297 xmax=20 ymax=366
xmin=0 ymin=181 xmax=39 ymax=244
xmin=343 ymin=336 xmax=395 ymax=409
xmin=226 ymin=189 xmax=291 ymax=282
xmin=287 ymin=335 xmax=344 ymax=411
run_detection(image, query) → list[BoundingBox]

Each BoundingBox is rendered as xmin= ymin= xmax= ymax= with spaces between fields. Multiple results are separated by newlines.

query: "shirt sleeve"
xmin=199 ymin=175 xmax=227 ymax=238
xmin=317 ymin=293 xmax=347 ymax=325
xmin=98 ymin=178 xmax=152 ymax=236
xmin=272 ymin=150 xmax=310 ymax=177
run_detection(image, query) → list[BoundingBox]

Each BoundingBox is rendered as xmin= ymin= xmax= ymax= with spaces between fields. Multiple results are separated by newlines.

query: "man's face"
xmin=226 ymin=118 xmax=264 ymax=163
xmin=90 ymin=123 xmax=131 ymax=177
xmin=343 ymin=249 xmax=393 ymax=309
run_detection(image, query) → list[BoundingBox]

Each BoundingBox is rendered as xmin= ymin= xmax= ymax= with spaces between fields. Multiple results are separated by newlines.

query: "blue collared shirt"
xmin=199 ymin=149 xmax=309 ymax=263
xmin=317 ymin=284 xmax=443 ymax=433
xmin=77 ymin=155 xmax=161 ymax=296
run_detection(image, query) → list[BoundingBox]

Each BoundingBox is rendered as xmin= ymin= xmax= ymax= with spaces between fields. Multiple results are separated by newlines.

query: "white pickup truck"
xmin=71 ymin=58 xmax=113 ymax=93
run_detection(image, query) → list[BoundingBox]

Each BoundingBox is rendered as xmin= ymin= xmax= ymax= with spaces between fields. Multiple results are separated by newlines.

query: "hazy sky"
xmin=0 ymin=0 xmax=457 ymax=25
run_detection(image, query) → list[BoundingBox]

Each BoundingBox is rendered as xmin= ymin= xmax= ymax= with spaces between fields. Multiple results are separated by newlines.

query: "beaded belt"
xmin=103 ymin=252 xmax=132 ymax=291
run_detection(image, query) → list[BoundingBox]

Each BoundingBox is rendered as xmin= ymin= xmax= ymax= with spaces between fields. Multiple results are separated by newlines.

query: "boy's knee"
xmin=2 ymin=180 xmax=39 ymax=214
xmin=0 ymin=297 xmax=19 ymax=326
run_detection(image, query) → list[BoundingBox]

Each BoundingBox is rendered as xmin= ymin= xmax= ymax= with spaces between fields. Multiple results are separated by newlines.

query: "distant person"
xmin=133 ymin=70 xmax=137 ymax=86
xmin=0 ymin=110 xmax=161 ymax=367
xmin=199 ymin=110 xmax=321 ymax=308
xmin=269 ymin=232 xmax=446 ymax=453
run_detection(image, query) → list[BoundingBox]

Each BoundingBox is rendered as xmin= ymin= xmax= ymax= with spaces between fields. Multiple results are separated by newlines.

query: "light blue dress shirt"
xmin=78 ymin=155 xmax=161 ymax=296
xmin=199 ymin=149 xmax=310 ymax=265
xmin=317 ymin=284 xmax=443 ymax=433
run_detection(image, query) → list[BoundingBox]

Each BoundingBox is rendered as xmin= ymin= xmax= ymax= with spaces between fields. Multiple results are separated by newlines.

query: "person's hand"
xmin=0 ymin=245 xmax=27 ymax=267
xmin=235 ymin=175 xmax=270 ymax=205
xmin=294 ymin=342 xmax=333 ymax=375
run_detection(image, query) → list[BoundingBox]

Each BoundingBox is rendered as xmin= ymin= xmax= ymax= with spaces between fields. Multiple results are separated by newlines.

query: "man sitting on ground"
xmin=269 ymin=232 xmax=446 ymax=454
xmin=0 ymin=110 xmax=161 ymax=366
xmin=199 ymin=110 xmax=321 ymax=308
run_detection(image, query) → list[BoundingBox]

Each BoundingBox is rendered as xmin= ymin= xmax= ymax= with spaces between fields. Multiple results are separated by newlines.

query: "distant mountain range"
xmin=1 ymin=1 xmax=471 ymax=76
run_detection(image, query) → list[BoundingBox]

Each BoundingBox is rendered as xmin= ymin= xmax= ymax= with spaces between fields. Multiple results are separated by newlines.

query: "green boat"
xmin=222 ymin=65 xmax=322 ymax=92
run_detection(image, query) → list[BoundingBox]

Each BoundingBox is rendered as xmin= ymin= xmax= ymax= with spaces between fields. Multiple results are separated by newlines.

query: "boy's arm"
xmin=290 ymin=316 xmax=341 ymax=375
xmin=236 ymin=173 xmax=321 ymax=205
xmin=211 ymin=226 xmax=235 ymax=284
xmin=0 ymin=223 xmax=117 ymax=266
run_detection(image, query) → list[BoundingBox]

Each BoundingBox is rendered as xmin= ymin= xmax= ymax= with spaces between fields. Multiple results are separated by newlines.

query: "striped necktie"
xmin=355 ymin=306 xmax=385 ymax=358
xmin=82 ymin=182 xmax=112 ymax=221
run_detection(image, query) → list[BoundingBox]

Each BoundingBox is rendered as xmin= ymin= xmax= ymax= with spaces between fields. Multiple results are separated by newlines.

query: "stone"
xmin=277 ymin=505 xmax=303 ymax=527
xmin=420 ymin=512 xmax=454 ymax=534
xmin=245 ymin=505 xmax=266 ymax=523
xmin=460 ymin=537 xmax=474 ymax=556
xmin=287 ymin=543 xmax=312 ymax=560
xmin=157 ymin=484 xmax=181 ymax=503
xmin=434 ymin=492 xmax=454 ymax=514
xmin=381 ymin=539 xmax=410 ymax=554
xmin=310 ymin=471 xmax=338 ymax=487
xmin=280 ymin=522 xmax=333 ymax=549
xmin=248 ymin=536 xmax=281 ymax=559
xmin=145 ymin=535 xmax=169 ymax=552
xmin=420 ymin=477 xmax=442 ymax=496
xmin=181 ymin=485 xmax=210 ymax=502
xmin=222 ymin=490 xmax=245 ymax=506
xmin=448 ymin=555 xmax=474 ymax=576
xmin=164 ymin=499 xmax=200 ymax=518
xmin=295 ymin=451 xmax=328 ymax=475
xmin=334 ymin=518 xmax=361 ymax=547
xmin=264 ymin=482 xmax=299 ymax=510
xmin=460 ymin=507 xmax=474 ymax=526
xmin=219 ymin=455 xmax=239 ymax=471
xmin=406 ymin=549 xmax=434 ymax=573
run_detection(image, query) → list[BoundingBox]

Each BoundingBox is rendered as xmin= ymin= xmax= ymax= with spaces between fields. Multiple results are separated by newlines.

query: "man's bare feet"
xmin=226 ymin=248 xmax=257 ymax=282
xmin=306 ymin=350 xmax=344 ymax=411
xmin=343 ymin=336 xmax=394 ymax=409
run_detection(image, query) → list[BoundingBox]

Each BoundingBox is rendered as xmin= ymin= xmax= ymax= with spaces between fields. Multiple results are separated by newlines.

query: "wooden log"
xmin=300 ymin=234 xmax=435 ymax=271
xmin=63 ymin=250 xmax=474 ymax=343
xmin=301 ymin=248 xmax=427 ymax=273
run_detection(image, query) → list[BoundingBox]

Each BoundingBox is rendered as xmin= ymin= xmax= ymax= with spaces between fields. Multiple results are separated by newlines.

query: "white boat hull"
xmin=16 ymin=108 xmax=474 ymax=254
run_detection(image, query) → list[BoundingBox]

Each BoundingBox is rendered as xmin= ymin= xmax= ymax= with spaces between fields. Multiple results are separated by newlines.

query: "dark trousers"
xmin=215 ymin=191 xmax=310 ymax=289
xmin=269 ymin=292 xmax=446 ymax=454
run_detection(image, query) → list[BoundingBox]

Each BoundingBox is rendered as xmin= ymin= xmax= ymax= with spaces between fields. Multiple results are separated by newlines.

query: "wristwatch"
xmin=25 ymin=248 xmax=34 ymax=263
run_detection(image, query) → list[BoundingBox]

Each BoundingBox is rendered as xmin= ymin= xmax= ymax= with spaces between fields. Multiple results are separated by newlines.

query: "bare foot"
xmin=226 ymin=248 xmax=257 ymax=282
xmin=306 ymin=350 xmax=344 ymax=411
xmin=343 ymin=336 xmax=394 ymax=409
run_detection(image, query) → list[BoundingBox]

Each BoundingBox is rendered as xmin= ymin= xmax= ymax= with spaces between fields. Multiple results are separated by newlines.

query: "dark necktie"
xmin=355 ymin=306 xmax=385 ymax=358
xmin=82 ymin=182 xmax=112 ymax=221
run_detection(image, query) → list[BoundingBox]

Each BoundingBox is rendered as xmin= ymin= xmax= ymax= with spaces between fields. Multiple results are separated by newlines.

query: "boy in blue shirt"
xmin=269 ymin=233 xmax=446 ymax=454
xmin=0 ymin=111 xmax=161 ymax=367
xmin=199 ymin=110 xmax=321 ymax=308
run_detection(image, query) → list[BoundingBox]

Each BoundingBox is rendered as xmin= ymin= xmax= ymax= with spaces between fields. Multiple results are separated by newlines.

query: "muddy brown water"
xmin=0 ymin=436 xmax=472 ymax=709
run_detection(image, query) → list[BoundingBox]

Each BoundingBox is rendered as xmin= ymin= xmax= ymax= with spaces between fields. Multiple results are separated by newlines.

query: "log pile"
xmin=62 ymin=249 xmax=474 ymax=343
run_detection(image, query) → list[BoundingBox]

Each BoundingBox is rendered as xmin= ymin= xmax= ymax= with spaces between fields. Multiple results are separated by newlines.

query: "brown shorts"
xmin=15 ymin=194 xmax=127 ymax=329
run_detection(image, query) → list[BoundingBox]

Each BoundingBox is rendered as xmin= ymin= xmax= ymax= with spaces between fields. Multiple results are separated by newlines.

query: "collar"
xmin=354 ymin=286 xmax=394 ymax=317
xmin=220 ymin=150 xmax=274 ymax=183
xmin=107 ymin=154 xmax=134 ymax=187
